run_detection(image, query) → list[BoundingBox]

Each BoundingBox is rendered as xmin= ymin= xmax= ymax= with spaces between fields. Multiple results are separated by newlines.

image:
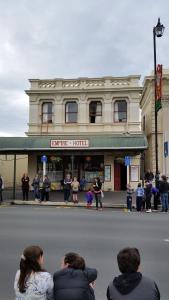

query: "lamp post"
xmin=153 ymin=18 xmax=165 ymax=185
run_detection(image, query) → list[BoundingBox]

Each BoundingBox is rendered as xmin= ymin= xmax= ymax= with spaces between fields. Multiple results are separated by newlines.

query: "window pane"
xmin=66 ymin=102 xmax=77 ymax=112
xmin=42 ymin=102 xmax=53 ymax=123
xmin=114 ymin=100 xmax=127 ymax=122
xmin=118 ymin=101 xmax=127 ymax=111
xmin=48 ymin=103 xmax=52 ymax=113
xmin=66 ymin=113 xmax=77 ymax=123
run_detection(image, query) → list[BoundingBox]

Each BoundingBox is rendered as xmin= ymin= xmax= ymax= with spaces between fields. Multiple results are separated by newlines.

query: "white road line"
xmin=164 ymin=239 xmax=169 ymax=242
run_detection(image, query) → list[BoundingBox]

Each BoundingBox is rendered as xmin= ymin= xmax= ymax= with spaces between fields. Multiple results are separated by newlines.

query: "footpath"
xmin=2 ymin=190 xmax=129 ymax=209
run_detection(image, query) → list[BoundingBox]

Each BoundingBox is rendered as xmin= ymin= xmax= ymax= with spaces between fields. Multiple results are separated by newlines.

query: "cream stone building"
xmin=0 ymin=76 xmax=147 ymax=190
xmin=140 ymin=69 xmax=169 ymax=177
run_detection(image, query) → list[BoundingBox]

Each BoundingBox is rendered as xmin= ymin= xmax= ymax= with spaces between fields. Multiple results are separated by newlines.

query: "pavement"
xmin=2 ymin=190 xmax=131 ymax=208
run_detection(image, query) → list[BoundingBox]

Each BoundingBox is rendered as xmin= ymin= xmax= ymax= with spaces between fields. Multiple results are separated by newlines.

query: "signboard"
xmin=155 ymin=64 xmax=162 ymax=112
xmin=164 ymin=141 xmax=168 ymax=157
xmin=124 ymin=156 xmax=131 ymax=166
xmin=104 ymin=165 xmax=111 ymax=182
xmin=41 ymin=155 xmax=47 ymax=163
xmin=130 ymin=165 xmax=139 ymax=182
xmin=50 ymin=139 xmax=89 ymax=148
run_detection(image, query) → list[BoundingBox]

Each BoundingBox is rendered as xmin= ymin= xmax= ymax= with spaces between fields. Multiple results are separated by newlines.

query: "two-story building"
xmin=140 ymin=69 xmax=169 ymax=176
xmin=0 ymin=75 xmax=147 ymax=191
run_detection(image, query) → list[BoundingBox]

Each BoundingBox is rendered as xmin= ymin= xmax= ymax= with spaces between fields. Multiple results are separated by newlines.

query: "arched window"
xmin=114 ymin=100 xmax=127 ymax=122
xmin=65 ymin=101 xmax=78 ymax=123
xmin=89 ymin=101 xmax=102 ymax=123
xmin=42 ymin=102 xmax=53 ymax=123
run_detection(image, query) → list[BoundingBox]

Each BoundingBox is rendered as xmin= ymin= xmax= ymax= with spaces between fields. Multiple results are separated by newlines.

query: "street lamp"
xmin=153 ymin=18 xmax=165 ymax=185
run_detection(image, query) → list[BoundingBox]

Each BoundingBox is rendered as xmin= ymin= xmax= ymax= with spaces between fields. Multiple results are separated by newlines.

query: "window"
xmin=114 ymin=100 xmax=127 ymax=122
xmin=42 ymin=102 xmax=53 ymax=123
xmin=89 ymin=101 xmax=102 ymax=123
xmin=65 ymin=101 xmax=78 ymax=123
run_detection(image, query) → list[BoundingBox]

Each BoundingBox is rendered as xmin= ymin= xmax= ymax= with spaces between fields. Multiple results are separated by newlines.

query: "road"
xmin=0 ymin=206 xmax=169 ymax=300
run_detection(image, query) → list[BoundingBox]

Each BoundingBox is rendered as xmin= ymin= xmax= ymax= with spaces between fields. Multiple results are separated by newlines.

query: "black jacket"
xmin=159 ymin=180 xmax=169 ymax=193
xmin=53 ymin=267 xmax=97 ymax=300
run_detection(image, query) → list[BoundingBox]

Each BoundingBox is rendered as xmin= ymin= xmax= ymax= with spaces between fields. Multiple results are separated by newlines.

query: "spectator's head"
xmin=63 ymin=252 xmax=85 ymax=270
xmin=18 ymin=245 xmax=44 ymax=293
xmin=117 ymin=247 xmax=140 ymax=274
xmin=161 ymin=175 xmax=167 ymax=181
xmin=138 ymin=183 xmax=141 ymax=187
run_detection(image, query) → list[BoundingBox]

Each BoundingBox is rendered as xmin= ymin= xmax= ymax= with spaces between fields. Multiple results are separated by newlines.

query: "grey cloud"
xmin=0 ymin=0 xmax=169 ymax=135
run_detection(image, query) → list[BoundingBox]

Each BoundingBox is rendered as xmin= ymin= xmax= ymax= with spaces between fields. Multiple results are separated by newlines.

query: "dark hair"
xmin=64 ymin=252 xmax=85 ymax=270
xmin=117 ymin=247 xmax=140 ymax=274
xmin=161 ymin=175 xmax=167 ymax=181
xmin=138 ymin=183 xmax=141 ymax=187
xmin=18 ymin=245 xmax=44 ymax=293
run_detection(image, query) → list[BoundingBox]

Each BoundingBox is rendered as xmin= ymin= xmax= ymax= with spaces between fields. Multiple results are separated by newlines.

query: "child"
xmin=126 ymin=184 xmax=133 ymax=212
xmin=135 ymin=183 xmax=144 ymax=212
xmin=85 ymin=189 xmax=93 ymax=208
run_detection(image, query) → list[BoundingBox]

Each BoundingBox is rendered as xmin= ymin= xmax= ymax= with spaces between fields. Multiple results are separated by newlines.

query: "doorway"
xmin=114 ymin=160 xmax=127 ymax=190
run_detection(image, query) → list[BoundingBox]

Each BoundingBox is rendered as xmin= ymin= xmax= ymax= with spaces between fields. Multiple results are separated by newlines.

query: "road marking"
xmin=164 ymin=239 xmax=169 ymax=242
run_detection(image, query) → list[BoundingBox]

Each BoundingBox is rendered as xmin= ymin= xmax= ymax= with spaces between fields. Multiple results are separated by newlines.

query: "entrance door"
xmin=114 ymin=161 xmax=127 ymax=190
xmin=114 ymin=161 xmax=121 ymax=190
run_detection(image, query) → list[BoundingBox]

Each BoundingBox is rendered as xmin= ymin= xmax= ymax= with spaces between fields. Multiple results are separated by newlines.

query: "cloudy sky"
xmin=0 ymin=0 xmax=168 ymax=136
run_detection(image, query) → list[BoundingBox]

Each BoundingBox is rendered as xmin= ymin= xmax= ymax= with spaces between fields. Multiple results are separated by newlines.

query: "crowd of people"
xmin=14 ymin=245 xmax=160 ymax=300
xmin=126 ymin=170 xmax=169 ymax=213
xmin=20 ymin=173 xmax=104 ymax=209
xmin=1 ymin=169 xmax=169 ymax=213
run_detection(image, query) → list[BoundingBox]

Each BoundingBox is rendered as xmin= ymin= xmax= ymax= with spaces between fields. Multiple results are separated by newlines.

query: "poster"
xmin=130 ymin=165 xmax=139 ymax=182
xmin=104 ymin=165 xmax=111 ymax=182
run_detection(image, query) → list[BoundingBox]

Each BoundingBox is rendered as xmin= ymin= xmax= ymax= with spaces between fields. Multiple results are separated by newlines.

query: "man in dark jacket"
xmin=107 ymin=247 xmax=160 ymax=300
xmin=53 ymin=252 xmax=97 ymax=300
xmin=159 ymin=175 xmax=169 ymax=212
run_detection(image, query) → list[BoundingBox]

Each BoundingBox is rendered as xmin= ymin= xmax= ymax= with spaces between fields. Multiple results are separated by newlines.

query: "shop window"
xmin=89 ymin=101 xmax=102 ymax=123
xmin=65 ymin=101 xmax=78 ymax=123
xmin=42 ymin=102 xmax=53 ymax=123
xmin=114 ymin=100 xmax=127 ymax=122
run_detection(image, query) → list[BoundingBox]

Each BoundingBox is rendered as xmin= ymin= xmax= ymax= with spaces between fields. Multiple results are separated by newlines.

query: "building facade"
xmin=23 ymin=76 xmax=147 ymax=190
xmin=140 ymin=69 xmax=169 ymax=176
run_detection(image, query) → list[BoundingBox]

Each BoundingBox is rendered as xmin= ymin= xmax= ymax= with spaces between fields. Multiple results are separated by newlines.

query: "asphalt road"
xmin=0 ymin=206 xmax=169 ymax=300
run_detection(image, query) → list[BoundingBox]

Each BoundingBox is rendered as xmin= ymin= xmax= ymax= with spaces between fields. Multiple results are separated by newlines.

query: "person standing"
xmin=0 ymin=174 xmax=4 ymax=204
xmin=63 ymin=174 xmax=72 ymax=202
xmin=21 ymin=173 xmax=30 ymax=201
xmin=93 ymin=177 xmax=102 ymax=210
xmin=41 ymin=175 xmax=51 ymax=202
xmin=159 ymin=175 xmax=169 ymax=212
xmin=107 ymin=247 xmax=160 ymax=300
xmin=53 ymin=252 xmax=97 ymax=300
xmin=14 ymin=245 xmax=53 ymax=300
xmin=32 ymin=174 xmax=40 ymax=201
xmin=71 ymin=177 xmax=80 ymax=203
xmin=145 ymin=180 xmax=152 ymax=212
xmin=135 ymin=183 xmax=144 ymax=212
xmin=126 ymin=184 xmax=133 ymax=212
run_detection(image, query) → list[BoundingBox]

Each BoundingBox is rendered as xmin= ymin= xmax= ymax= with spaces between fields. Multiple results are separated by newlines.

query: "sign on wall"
xmin=50 ymin=139 xmax=89 ymax=148
xmin=130 ymin=165 xmax=139 ymax=182
xmin=104 ymin=165 xmax=111 ymax=182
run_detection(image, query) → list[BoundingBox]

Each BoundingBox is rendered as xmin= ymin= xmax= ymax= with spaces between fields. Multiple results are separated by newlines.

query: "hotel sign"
xmin=50 ymin=139 xmax=89 ymax=148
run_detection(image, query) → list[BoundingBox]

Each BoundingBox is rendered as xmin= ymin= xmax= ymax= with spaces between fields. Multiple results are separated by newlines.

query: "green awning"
xmin=0 ymin=134 xmax=148 ymax=152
